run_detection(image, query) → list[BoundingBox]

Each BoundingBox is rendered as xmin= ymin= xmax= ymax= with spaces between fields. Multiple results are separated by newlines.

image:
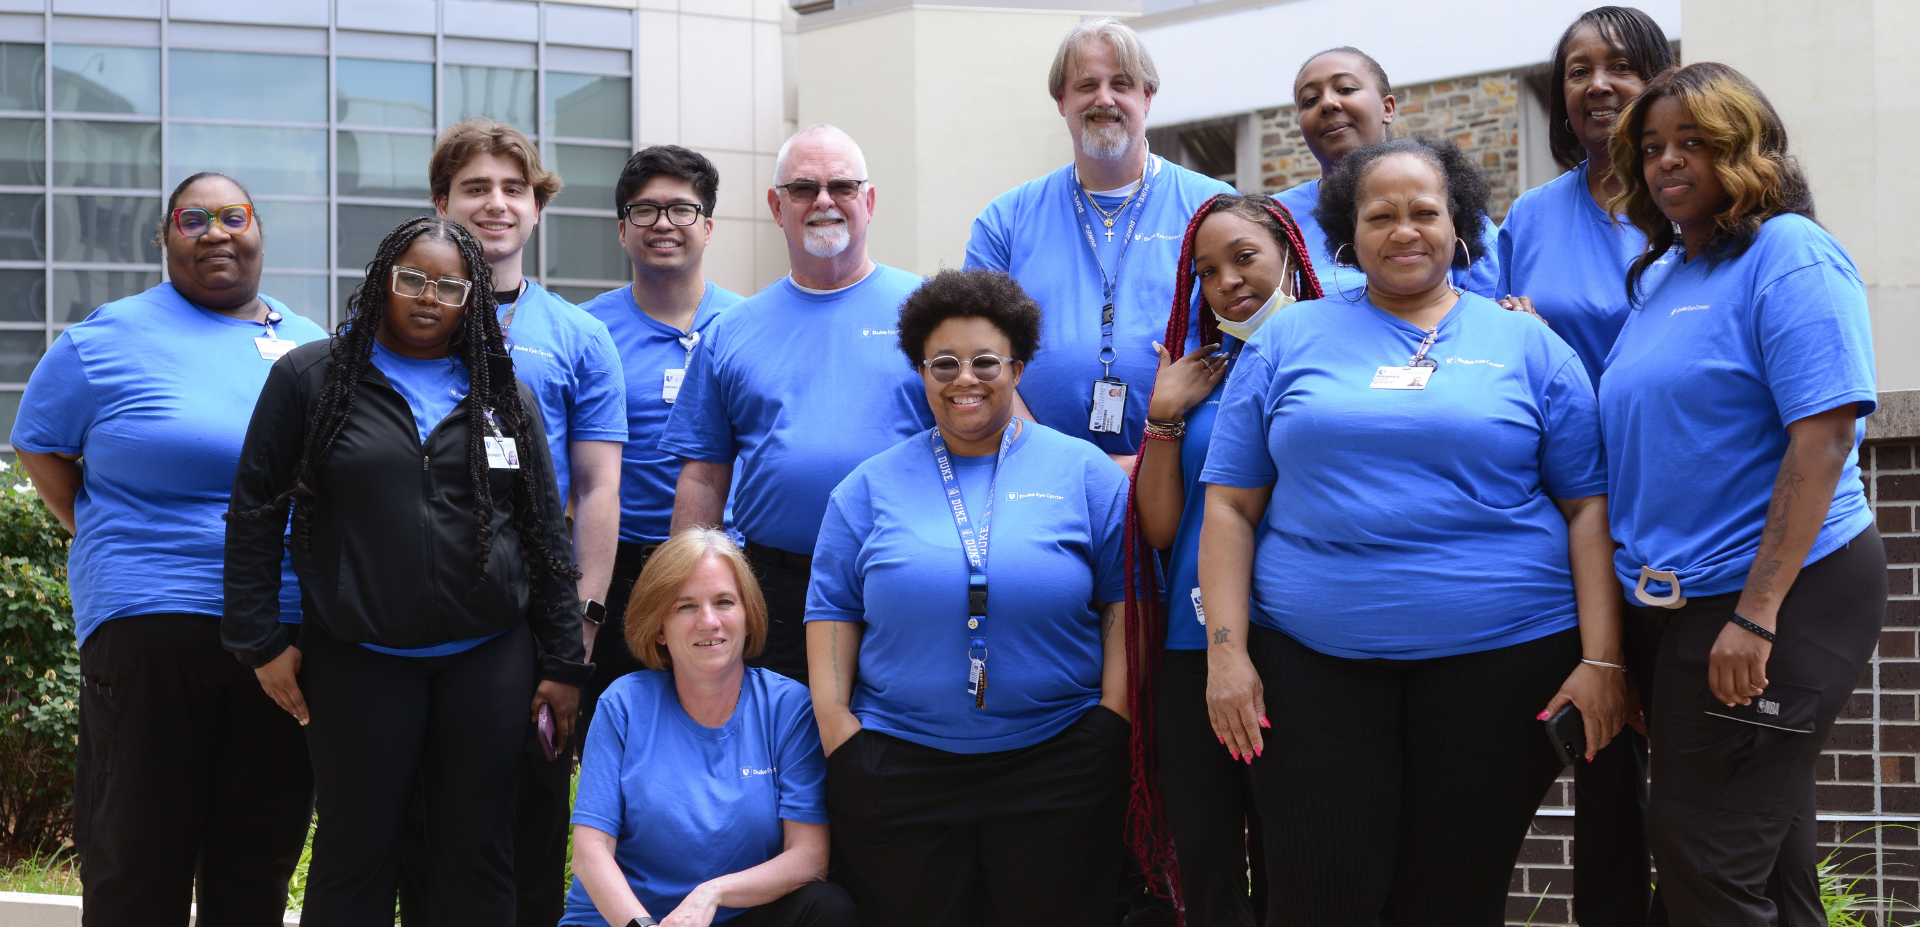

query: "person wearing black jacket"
xmin=224 ymin=216 xmax=589 ymax=926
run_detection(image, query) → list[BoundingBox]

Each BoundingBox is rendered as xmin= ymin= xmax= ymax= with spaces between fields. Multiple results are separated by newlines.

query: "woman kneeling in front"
xmin=564 ymin=528 xmax=855 ymax=927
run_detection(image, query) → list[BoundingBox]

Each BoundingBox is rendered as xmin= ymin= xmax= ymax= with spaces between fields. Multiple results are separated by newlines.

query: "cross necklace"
xmin=1081 ymin=181 xmax=1139 ymax=242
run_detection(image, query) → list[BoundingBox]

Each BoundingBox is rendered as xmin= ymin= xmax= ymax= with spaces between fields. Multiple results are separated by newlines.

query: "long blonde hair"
xmin=623 ymin=528 xmax=768 ymax=671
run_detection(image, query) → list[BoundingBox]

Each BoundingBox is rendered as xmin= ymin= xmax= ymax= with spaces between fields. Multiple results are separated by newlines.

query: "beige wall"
xmin=1684 ymin=0 xmax=1920 ymax=390
xmin=795 ymin=4 xmax=1080 ymax=276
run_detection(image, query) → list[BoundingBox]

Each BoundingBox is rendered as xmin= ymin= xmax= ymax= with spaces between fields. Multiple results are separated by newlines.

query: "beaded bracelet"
xmin=1142 ymin=418 xmax=1185 ymax=441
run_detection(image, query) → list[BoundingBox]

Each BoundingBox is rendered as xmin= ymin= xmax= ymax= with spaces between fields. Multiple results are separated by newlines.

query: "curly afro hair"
xmin=895 ymin=269 xmax=1043 ymax=368
xmin=1314 ymin=135 xmax=1491 ymax=271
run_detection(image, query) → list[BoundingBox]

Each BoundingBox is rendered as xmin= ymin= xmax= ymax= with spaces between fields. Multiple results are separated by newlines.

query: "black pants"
xmin=728 ymin=881 xmax=860 ymax=927
xmin=827 ymin=707 xmax=1131 ymax=927
xmin=1247 ymin=624 xmax=1580 ymax=926
xmin=300 ymin=619 xmax=534 ymax=927
xmin=579 ymin=541 xmax=657 ymax=745
xmin=1574 ymin=727 xmax=1651 ymax=927
xmin=74 ymin=613 xmax=313 ymax=927
xmin=1157 ymin=649 xmax=1264 ymax=927
xmin=743 ymin=542 xmax=812 ymax=685
xmin=1629 ymin=527 xmax=1885 ymax=927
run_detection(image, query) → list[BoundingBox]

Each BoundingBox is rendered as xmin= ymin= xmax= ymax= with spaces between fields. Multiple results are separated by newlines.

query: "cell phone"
xmin=1545 ymin=703 xmax=1585 ymax=767
xmin=537 ymin=702 xmax=558 ymax=762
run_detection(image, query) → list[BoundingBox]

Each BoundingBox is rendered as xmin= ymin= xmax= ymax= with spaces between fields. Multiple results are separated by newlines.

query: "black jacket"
xmin=223 ymin=339 xmax=587 ymax=684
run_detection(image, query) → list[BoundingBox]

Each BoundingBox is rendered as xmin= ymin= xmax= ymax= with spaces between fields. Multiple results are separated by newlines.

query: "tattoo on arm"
xmin=1753 ymin=440 xmax=1805 ymax=597
xmin=830 ymin=622 xmax=843 ymax=702
xmin=1212 ymin=626 xmax=1231 ymax=646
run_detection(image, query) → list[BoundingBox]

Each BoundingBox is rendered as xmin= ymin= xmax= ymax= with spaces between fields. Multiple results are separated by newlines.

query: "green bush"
xmin=0 ymin=467 xmax=78 ymax=856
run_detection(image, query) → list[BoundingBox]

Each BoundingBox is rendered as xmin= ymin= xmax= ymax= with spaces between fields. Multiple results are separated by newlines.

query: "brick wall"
xmin=1254 ymin=69 xmax=1525 ymax=222
xmin=1505 ymin=440 xmax=1920 ymax=925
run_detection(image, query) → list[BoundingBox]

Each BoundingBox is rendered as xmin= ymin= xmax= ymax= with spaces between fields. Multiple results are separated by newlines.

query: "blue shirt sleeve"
xmin=570 ymin=685 xmax=630 ymax=838
xmin=1494 ymin=218 xmax=1516 ymax=298
xmin=1461 ymin=215 xmax=1502 ymax=298
xmin=1754 ymin=261 xmax=1878 ymax=425
xmin=658 ymin=330 xmax=736 ymax=463
xmin=12 ymin=335 xmax=95 ymax=455
xmin=569 ymin=325 xmax=629 ymax=444
xmin=962 ymin=203 xmax=1010 ymax=272
xmin=1198 ymin=345 xmax=1279 ymax=488
xmin=1538 ymin=355 xmax=1608 ymax=500
xmin=803 ymin=490 xmax=868 ymax=624
xmin=1088 ymin=460 xmax=1129 ymax=603
xmin=773 ymin=688 xmax=829 ymax=824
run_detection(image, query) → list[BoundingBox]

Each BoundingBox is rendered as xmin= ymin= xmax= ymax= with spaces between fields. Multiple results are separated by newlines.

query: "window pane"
xmin=551 ymin=144 xmax=626 ymax=211
xmin=0 ymin=195 xmax=45 ymax=261
xmin=0 ymin=44 xmax=44 ymax=112
xmin=260 ymin=272 xmax=329 ymax=327
xmin=0 ymin=269 xmax=45 ymax=322
xmin=336 ymin=204 xmax=433 ymax=273
xmin=53 ymin=120 xmax=160 ymax=189
xmin=51 ymin=45 xmax=159 ymax=115
xmin=168 ymin=125 xmax=327 ymax=197
xmin=445 ymin=66 xmax=535 ymax=136
xmin=547 ymin=284 xmax=614 ymax=305
xmin=52 ymin=195 xmax=160 ymax=264
xmin=544 ymin=214 xmax=626 ymax=281
xmin=53 ymin=269 xmax=159 ymax=323
xmin=338 ymin=131 xmax=432 ymax=200
xmin=337 ymin=58 xmax=433 ymax=129
xmin=0 ymin=331 xmax=44 ymax=383
xmin=168 ymin=51 xmax=326 ymax=124
xmin=545 ymin=73 xmax=629 ymax=141
xmin=0 ymin=119 xmax=44 ymax=186
xmin=257 ymin=199 xmax=328 ymax=270
xmin=0 ymin=391 xmax=22 ymax=446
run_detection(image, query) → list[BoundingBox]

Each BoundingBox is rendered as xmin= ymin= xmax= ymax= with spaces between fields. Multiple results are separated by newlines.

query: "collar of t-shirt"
xmin=495 ymin=282 xmax=525 ymax=306
xmin=1086 ymin=179 xmax=1140 ymax=199
xmin=790 ymin=261 xmax=875 ymax=295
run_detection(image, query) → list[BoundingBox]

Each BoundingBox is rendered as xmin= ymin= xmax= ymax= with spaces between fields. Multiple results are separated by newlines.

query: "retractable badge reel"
xmin=1087 ymin=303 xmax=1128 ymax=434
xmin=482 ymin=408 xmax=521 ymax=470
xmin=254 ymin=309 xmax=296 ymax=360
xmin=1370 ymin=325 xmax=1441 ymax=390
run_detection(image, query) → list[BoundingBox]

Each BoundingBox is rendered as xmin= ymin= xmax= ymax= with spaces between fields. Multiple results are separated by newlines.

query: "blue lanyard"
xmin=1070 ymin=159 xmax=1155 ymax=379
xmin=930 ymin=421 xmax=1018 ymax=708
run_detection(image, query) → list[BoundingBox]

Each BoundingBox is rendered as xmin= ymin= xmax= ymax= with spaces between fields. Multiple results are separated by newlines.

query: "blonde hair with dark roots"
xmin=429 ymin=118 xmax=564 ymax=207
xmin=623 ymin=528 xmax=768 ymax=672
xmin=1608 ymin=61 xmax=1815 ymax=301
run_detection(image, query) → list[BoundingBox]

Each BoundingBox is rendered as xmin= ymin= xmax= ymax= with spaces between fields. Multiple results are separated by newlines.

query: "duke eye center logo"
xmin=741 ymin=765 xmax=776 ymax=777
xmin=1007 ymin=491 xmax=1065 ymax=501
xmin=860 ymin=328 xmax=899 ymax=337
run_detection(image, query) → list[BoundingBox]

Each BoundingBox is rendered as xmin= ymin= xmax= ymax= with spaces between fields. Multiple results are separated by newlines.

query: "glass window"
xmin=545 ymin=214 xmax=626 ymax=282
xmin=337 ymin=131 xmax=433 ymax=200
xmin=551 ymin=144 xmax=627 ymax=211
xmin=445 ymin=66 xmax=535 ymax=136
xmin=547 ymin=284 xmax=614 ymax=305
xmin=257 ymin=200 xmax=328 ymax=270
xmin=260 ymin=273 xmax=329 ymax=327
xmin=53 ymin=121 xmax=161 ymax=189
xmin=0 ymin=391 xmax=22 ymax=446
xmin=0 ymin=44 xmax=44 ymax=112
xmin=50 ymin=45 xmax=160 ymax=115
xmin=545 ymin=73 xmax=630 ymax=141
xmin=0 ymin=119 xmax=44 ymax=186
xmin=52 ymin=269 xmax=159 ymax=323
xmin=0 ymin=195 xmax=45 ymax=261
xmin=337 ymin=58 xmax=433 ymax=129
xmin=336 ymin=204 xmax=434 ymax=273
xmin=0 ymin=330 xmax=44 ymax=383
xmin=52 ymin=195 xmax=161 ymax=264
xmin=0 ymin=269 xmax=45 ymax=322
xmin=168 ymin=125 xmax=327 ymax=197
xmin=168 ymin=50 xmax=326 ymax=124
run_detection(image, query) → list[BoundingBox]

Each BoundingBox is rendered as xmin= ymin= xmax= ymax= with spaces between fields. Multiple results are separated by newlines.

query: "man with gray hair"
xmin=965 ymin=17 xmax=1233 ymax=471
xmin=662 ymin=124 xmax=931 ymax=682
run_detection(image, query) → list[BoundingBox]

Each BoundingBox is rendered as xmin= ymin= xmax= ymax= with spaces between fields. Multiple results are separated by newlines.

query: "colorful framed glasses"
xmin=172 ymin=203 xmax=254 ymax=238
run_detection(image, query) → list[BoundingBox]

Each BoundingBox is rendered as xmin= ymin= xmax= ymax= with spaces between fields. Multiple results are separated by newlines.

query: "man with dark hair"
xmin=574 ymin=145 xmax=744 ymax=739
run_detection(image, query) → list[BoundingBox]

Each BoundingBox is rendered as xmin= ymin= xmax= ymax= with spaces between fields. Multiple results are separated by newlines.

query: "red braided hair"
xmin=1120 ymin=193 xmax=1323 ymax=921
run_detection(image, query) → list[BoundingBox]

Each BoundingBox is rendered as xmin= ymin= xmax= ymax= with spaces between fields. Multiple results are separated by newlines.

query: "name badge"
xmin=255 ymin=337 xmax=296 ymax=360
xmin=1190 ymin=587 xmax=1206 ymax=624
xmin=1370 ymin=366 xmax=1434 ymax=390
xmin=1088 ymin=378 xmax=1128 ymax=434
xmin=484 ymin=436 xmax=521 ymax=469
xmin=662 ymin=368 xmax=684 ymax=403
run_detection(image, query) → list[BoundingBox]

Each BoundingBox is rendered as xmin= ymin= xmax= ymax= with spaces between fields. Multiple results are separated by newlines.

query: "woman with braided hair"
xmin=223 ymin=216 xmax=588 ymax=925
xmin=1122 ymin=192 xmax=1321 ymax=926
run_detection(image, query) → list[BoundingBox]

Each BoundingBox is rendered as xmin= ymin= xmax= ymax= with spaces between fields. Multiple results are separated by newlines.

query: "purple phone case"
xmin=537 ymin=702 xmax=557 ymax=761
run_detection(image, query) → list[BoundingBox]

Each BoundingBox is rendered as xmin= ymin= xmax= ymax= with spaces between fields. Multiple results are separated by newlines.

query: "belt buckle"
xmin=1634 ymin=566 xmax=1687 ymax=609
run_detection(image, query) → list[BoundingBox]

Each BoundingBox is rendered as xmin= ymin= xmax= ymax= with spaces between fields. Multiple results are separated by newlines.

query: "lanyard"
xmin=678 ymin=330 xmax=700 ymax=368
xmin=930 ymin=421 xmax=1018 ymax=708
xmin=1070 ymin=161 xmax=1155 ymax=378
xmin=499 ymin=283 xmax=525 ymax=331
xmin=1395 ymin=287 xmax=1459 ymax=368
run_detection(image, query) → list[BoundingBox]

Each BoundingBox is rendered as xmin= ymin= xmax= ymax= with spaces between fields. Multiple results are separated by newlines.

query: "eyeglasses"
xmin=172 ymin=204 xmax=254 ymax=238
xmin=774 ymin=179 xmax=867 ymax=203
xmin=390 ymin=266 xmax=473 ymax=308
xmin=922 ymin=353 xmax=1007 ymax=383
xmin=620 ymin=202 xmax=705 ymax=227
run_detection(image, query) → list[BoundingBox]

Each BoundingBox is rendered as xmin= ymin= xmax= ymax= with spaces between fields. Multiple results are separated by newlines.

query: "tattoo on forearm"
xmin=1753 ymin=440 xmax=1806 ymax=597
xmin=830 ymin=623 xmax=843 ymax=700
xmin=1212 ymin=626 xmax=1230 ymax=646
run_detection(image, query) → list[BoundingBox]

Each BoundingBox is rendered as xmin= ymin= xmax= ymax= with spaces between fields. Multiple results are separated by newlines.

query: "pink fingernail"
xmin=1536 ymin=710 xmax=1550 ymax=720
xmin=1229 ymin=748 xmax=1239 ymax=761
xmin=1259 ymin=717 xmax=1271 ymax=729
xmin=1255 ymin=745 xmax=1263 ymax=757
xmin=1218 ymin=735 xmax=1226 ymax=744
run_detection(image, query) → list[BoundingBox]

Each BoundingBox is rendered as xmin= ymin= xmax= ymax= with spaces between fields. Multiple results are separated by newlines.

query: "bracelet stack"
xmin=1142 ymin=417 xmax=1186 ymax=442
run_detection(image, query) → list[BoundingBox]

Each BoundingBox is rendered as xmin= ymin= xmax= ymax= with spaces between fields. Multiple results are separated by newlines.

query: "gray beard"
xmin=1082 ymin=124 xmax=1131 ymax=161
xmin=803 ymin=224 xmax=850 ymax=258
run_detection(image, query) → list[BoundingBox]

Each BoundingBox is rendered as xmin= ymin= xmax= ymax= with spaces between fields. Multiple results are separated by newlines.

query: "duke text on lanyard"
xmin=930 ymin=420 xmax=1020 ymax=708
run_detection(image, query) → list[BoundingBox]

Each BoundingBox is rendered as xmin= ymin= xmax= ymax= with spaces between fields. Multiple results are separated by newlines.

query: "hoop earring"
xmin=1333 ymin=243 xmax=1357 ymax=268
xmin=1454 ymin=236 xmax=1471 ymax=269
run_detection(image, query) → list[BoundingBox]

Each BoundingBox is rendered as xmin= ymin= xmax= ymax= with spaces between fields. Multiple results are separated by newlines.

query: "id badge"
xmin=1088 ymin=378 xmax=1128 ymax=434
xmin=1190 ymin=587 xmax=1207 ymax=624
xmin=1370 ymin=366 xmax=1434 ymax=390
xmin=663 ymin=368 xmax=685 ymax=403
xmin=484 ymin=436 xmax=521 ymax=469
xmin=255 ymin=337 xmax=296 ymax=360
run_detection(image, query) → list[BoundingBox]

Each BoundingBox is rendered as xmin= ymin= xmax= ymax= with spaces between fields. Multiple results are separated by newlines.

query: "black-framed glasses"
xmin=172 ymin=203 xmax=254 ymax=238
xmin=391 ymin=266 xmax=473 ymax=308
xmin=775 ymin=179 xmax=867 ymax=203
xmin=619 ymin=202 xmax=705 ymax=226
xmin=922 ymin=353 xmax=1006 ymax=383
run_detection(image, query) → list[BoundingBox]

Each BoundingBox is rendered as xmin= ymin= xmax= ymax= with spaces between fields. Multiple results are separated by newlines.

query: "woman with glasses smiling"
xmin=223 ymin=216 xmax=587 ymax=923
xmin=805 ymin=269 xmax=1133 ymax=927
xmin=12 ymin=171 xmax=328 ymax=926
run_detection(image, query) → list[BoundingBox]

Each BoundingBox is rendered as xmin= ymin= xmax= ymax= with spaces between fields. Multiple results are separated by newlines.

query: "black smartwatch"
xmin=628 ymin=918 xmax=658 ymax=927
xmin=582 ymin=599 xmax=606 ymax=625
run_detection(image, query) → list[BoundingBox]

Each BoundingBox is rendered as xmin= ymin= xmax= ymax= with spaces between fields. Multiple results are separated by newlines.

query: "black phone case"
xmin=1546 ymin=703 xmax=1585 ymax=767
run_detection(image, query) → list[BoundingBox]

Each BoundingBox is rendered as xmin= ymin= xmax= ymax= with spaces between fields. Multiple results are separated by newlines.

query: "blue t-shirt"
xmin=1200 ymin=291 xmax=1606 ymax=660
xmin=11 ymin=284 xmax=326 ymax=645
xmin=964 ymin=156 xmax=1234 ymax=455
xmin=1600 ymin=214 xmax=1876 ymax=599
xmin=659 ymin=266 xmax=935 ymax=554
xmin=1496 ymin=162 xmax=1677 ymax=387
xmin=806 ymin=423 xmax=1129 ymax=753
xmin=498 ymin=280 xmax=628 ymax=503
xmin=1161 ymin=339 xmax=1239 ymax=651
xmin=578 ymin=282 xmax=745 ymax=544
xmin=1275 ymin=178 xmax=1501 ymax=302
xmin=561 ymin=667 xmax=827 ymax=927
